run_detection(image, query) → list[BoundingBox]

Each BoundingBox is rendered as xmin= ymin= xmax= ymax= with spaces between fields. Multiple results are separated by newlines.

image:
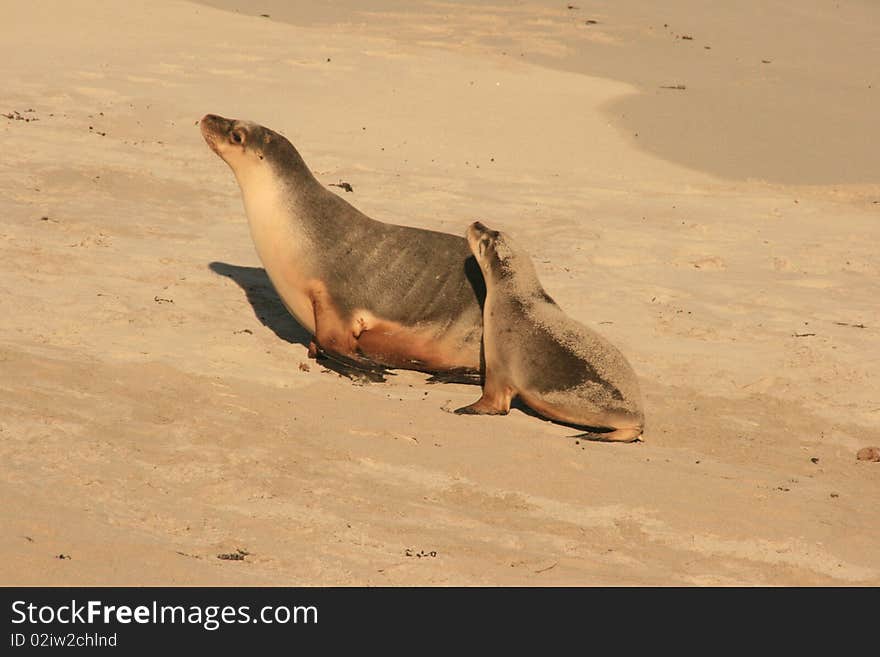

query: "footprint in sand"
xmin=690 ymin=256 xmax=727 ymax=270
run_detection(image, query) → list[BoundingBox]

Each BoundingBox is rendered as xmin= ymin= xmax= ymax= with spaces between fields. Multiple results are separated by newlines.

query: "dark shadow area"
xmin=464 ymin=254 xmax=486 ymax=311
xmin=425 ymin=253 xmax=485 ymax=386
xmin=209 ymin=261 xmax=310 ymax=347
xmin=209 ymin=261 xmax=391 ymax=383
xmin=314 ymin=352 xmax=393 ymax=384
xmin=426 ymin=369 xmax=482 ymax=385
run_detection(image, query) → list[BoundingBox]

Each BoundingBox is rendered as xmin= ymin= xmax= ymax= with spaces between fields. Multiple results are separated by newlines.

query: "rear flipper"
xmin=308 ymin=339 xmax=391 ymax=383
xmin=519 ymin=392 xmax=644 ymax=442
xmin=573 ymin=426 xmax=643 ymax=443
xmin=454 ymin=399 xmax=509 ymax=415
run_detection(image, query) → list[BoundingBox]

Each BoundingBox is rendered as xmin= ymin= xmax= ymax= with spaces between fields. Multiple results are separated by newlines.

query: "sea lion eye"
xmin=230 ymin=130 xmax=245 ymax=145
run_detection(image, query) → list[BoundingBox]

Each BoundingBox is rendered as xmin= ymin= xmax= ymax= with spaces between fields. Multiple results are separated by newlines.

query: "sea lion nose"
xmin=467 ymin=221 xmax=486 ymax=240
xmin=200 ymin=114 xmax=231 ymax=130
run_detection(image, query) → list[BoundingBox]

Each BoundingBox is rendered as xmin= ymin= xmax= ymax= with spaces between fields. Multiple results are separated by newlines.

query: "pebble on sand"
xmin=856 ymin=447 xmax=880 ymax=462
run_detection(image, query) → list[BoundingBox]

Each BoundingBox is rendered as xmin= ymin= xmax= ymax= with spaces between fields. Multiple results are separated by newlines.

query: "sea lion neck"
xmin=263 ymin=136 xmax=317 ymax=183
xmin=489 ymin=249 xmax=532 ymax=285
xmin=231 ymin=133 xmax=327 ymax=231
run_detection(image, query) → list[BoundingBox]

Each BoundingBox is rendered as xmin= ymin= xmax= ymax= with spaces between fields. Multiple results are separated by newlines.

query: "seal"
xmin=455 ymin=221 xmax=645 ymax=442
xmin=200 ymin=114 xmax=484 ymax=378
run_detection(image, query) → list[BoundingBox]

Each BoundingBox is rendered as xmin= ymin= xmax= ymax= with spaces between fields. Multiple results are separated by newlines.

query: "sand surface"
xmin=1 ymin=0 xmax=878 ymax=585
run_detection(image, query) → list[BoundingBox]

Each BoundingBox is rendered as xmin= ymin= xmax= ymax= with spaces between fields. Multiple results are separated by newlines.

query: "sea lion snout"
xmin=469 ymin=220 xmax=489 ymax=234
xmin=466 ymin=221 xmax=492 ymax=241
xmin=199 ymin=113 xmax=234 ymax=154
xmin=199 ymin=113 xmax=232 ymax=135
xmin=466 ymin=221 xmax=497 ymax=256
xmin=466 ymin=222 xmax=483 ymax=254
xmin=200 ymin=112 xmax=245 ymax=139
xmin=200 ymin=113 xmax=225 ymax=126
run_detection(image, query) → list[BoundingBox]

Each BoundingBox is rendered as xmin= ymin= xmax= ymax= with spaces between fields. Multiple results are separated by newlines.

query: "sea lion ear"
xmin=263 ymin=133 xmax=272 ymax=145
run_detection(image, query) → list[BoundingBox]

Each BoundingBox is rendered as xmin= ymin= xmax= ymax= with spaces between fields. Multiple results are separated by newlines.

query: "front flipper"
xmin=454 ymin=398 xmax=509 ymax=415
xmin=309 ymin=283 xmax=364 ymax=363
xmin=454 ymin=380 xmax=514 ymax=415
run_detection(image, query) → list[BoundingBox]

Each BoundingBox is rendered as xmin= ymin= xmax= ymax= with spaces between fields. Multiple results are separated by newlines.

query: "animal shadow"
xmin=208 ymin=261 xmax=389 ymax=383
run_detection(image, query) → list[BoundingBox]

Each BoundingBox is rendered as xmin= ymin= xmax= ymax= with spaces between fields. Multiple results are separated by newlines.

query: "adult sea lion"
xmin=200 ymin=114 xmax=484 ymax=378
xmin=455 ymin=221 xmax=645 ymax=442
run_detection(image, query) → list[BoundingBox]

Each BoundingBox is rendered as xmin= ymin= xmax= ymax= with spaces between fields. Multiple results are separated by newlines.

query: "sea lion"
xmin=455 ymin=221 xmax=645 ymax=442
xmin=200 ymin=114 xmax=484 ymax=378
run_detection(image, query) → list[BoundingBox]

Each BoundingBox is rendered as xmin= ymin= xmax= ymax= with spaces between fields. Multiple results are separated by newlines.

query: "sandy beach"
xmin=1 ymin=0 xmax=878 ymax=585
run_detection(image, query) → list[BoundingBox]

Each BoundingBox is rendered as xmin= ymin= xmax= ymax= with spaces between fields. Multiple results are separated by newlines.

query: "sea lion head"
xmin=466 ymin=221 xmax=517 ymax=280
xmin=467 ymin=221 xmax=549 ymax=298
xmin=200 ymin=114 xmax=271 ymax=168
xmin=199 ymin=114 xmax=308 ymax=183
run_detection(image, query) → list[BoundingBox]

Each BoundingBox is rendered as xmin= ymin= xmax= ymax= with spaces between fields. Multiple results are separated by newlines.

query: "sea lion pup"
xmin=455 ymin=222 xmax=645 ymax=442
xmin=200 ymin=114 xmax=484 ymax=378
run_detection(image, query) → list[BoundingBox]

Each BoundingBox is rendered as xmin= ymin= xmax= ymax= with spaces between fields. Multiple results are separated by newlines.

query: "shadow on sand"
xmin=208 ymin=262 xmax=618 ymax=437
xmin=208 ymin=261 xmax=390 ymax=383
